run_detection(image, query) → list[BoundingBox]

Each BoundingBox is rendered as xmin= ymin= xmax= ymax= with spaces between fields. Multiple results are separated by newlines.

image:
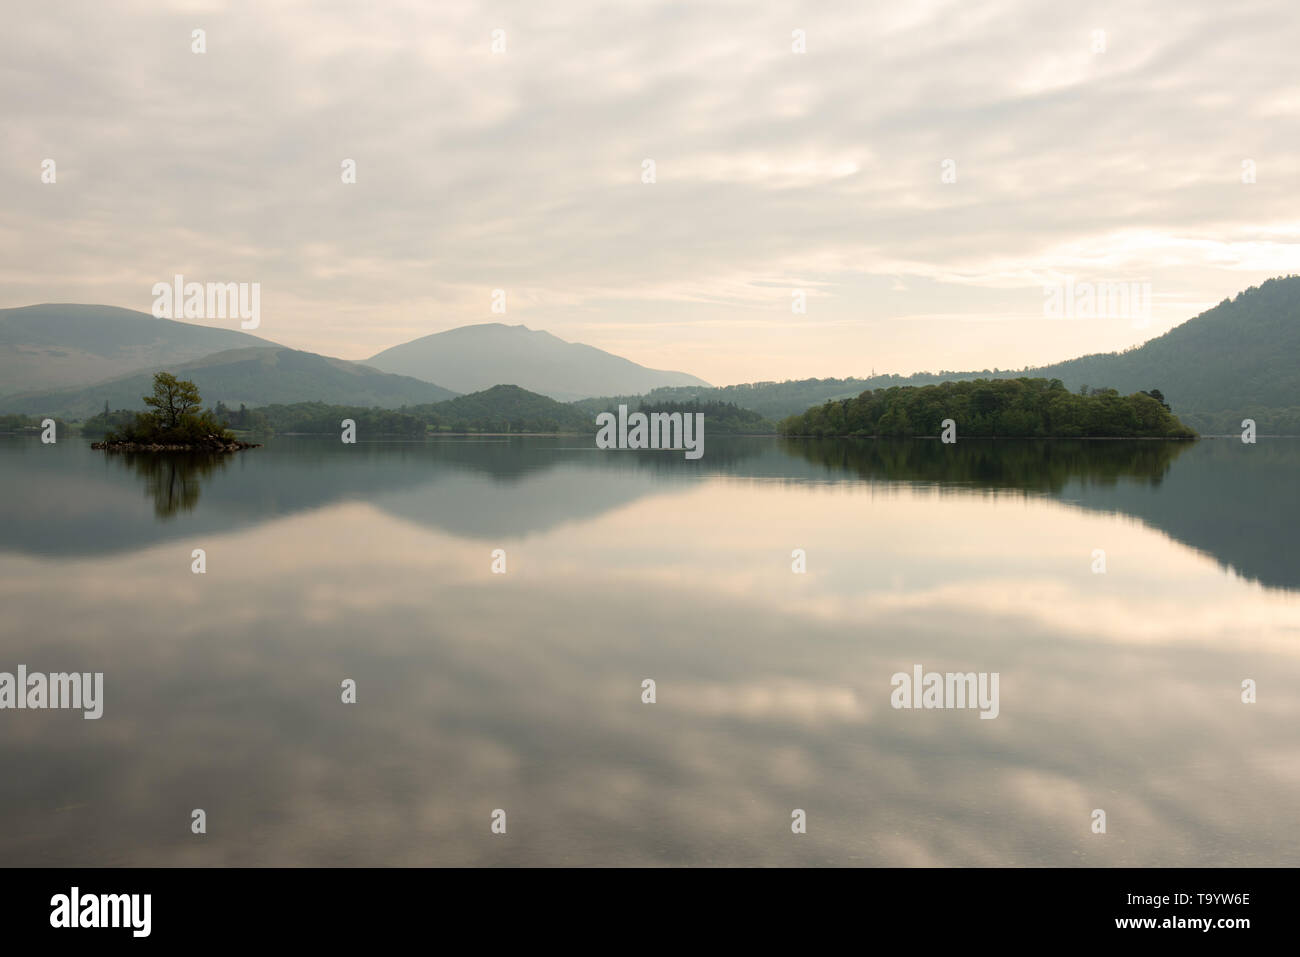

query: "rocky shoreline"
xmin=92 ymin=436 xmax=261 ymax=453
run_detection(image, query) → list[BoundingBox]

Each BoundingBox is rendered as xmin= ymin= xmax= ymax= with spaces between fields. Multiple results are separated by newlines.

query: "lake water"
xmin=1 ymin=434 xmax=1297 ymax=866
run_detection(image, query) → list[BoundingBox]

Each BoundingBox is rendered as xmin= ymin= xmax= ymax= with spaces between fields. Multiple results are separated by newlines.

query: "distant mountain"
xmin=0 ymin=303 xmax=278 ymax=394
xmin=1023 ymin=276 xmax=1300 ymax=433
xmin=366 ymin=322 xmax=710 ymax=400
xmin=13 ymin=277 xmax=1298 ymax=432
xmin=606 ymin=276 xmax=1300 ymax=433
xmin=2 ymin=346 xmax=458 ymax=419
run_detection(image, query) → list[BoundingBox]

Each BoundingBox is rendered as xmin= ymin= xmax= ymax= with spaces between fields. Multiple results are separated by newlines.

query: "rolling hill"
xmin=596 ymin=276 xmax=1300 ymax=433
xmin=0 ymin=303 xmax=280 ymax=394
xmin=9 ymin=277 xmax=1298 ymax=432
xmin=246 ymin=384 xmax=594 ymax=435
xmin=241 ymin=386 xmax=773 ymax=436
xmin=366 ymin=322 xmax=710 ymax=400
xmin=1023 ymin=276 xmax=1300 ymax=432
xmin=418 ymin=384 xmax=594 ymax=432
xmin=2 ymin=346 xmax=458 ymax=419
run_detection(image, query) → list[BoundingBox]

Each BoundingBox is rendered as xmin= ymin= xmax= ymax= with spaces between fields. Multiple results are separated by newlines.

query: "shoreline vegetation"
xmin=6 ymin=277 xmax=1299 ymax=436
xmin=93 ymin=372 xmax=260 ymax=454
xmin=79 ymin=388 xmax=776 ymax=438
xmin=5 ymin=372 xmax=1194 ymax=444
xmin=778 ymin=378 xmax=1197 ymax=439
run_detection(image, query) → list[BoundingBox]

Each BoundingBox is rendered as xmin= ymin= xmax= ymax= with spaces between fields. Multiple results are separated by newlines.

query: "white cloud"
xmin=2 ymin=0 xmax=1297 ymax=382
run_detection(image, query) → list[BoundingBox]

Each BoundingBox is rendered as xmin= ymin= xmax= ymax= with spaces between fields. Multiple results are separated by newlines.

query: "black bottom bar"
xmin=0 ymin=867 xmax=1275 ymax=943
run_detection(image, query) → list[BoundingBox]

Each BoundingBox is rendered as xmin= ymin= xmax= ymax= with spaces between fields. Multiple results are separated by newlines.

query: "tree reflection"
xmin=118 ymin=452 xmax=231 ymax=518
xmin=780 ymin=437 xmax=1193 ymax=492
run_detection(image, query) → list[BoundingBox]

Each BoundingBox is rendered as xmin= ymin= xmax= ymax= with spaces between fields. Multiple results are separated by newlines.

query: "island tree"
xmin=104 ymin=372 xmax=237 ymax=445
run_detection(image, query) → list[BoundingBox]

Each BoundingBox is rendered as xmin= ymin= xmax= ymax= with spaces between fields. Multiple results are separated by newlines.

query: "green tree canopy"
xmin=104 ymin=371 xmax=234 ymax=444
xmin=779 ymin=377 xmax=1196 ymax=438
xmin=142 ymin=372 xmax=203 ymax=430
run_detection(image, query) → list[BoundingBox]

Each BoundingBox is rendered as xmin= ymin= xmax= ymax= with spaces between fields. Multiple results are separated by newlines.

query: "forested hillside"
xmin=779 ymin=378 xmax=1195 ymax=438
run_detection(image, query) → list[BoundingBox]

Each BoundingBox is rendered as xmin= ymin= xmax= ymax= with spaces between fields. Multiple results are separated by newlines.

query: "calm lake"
xmin=1 ymin=434 xmax=1297 ymax=866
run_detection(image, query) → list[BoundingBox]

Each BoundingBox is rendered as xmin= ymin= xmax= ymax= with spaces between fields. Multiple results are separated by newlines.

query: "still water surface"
xmin=0 ymin=435 xmax=1296 ymax=865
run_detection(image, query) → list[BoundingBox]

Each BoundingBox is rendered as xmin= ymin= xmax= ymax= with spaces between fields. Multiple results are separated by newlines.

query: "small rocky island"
xmin=92 ymin=372 xmax=261 ymax=453
xmin=92 ymin=435 xmax=260 ymax=452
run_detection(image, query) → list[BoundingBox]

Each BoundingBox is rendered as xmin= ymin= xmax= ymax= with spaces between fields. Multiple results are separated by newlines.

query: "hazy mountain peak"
xmin=366 ymin=323 xmax=710 ymax=400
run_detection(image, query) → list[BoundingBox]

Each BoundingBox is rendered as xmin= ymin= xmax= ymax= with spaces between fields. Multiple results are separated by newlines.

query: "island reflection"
xmin=116 ymin=451 xmax=232 ymax=518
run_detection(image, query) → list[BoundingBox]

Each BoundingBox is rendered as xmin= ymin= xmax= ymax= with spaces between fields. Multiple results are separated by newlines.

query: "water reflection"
xmin=780 ymin=436 xmax=1191 ymax=490
xmin=0 ymin=459 xmax=1296 ymax=866
xmin=117 ymin=451 xmax=231 ymax=518
xmin=0 ymin=436 xmax=1294 ymax=591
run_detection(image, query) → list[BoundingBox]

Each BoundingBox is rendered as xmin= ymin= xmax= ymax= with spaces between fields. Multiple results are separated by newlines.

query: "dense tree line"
xmin=1178 ymin=406 xmax=1300 ymax=436
xmin=253 ymin=402 xmax=426 ymax=436
xmin=239 ymin=389 xmax=775 ymax=436
xmin=81 ymin=407 xmax=144 ymax=437
xmin=779 ymin=378 xmax=1196 ymax=438
xmin=631 ymin=400 xmax=772 ymax=434
xmin=0 ymin=413 xmax=65 ymax=432
xmin=250 ymin=386 xmax=589 ymax=435
xmin=212 ymin=401 xmax=269 ymax=432
xmin=581 ymin=377 xmax=954 ymax=421
xmin=83 ymin=399 xmax=268 ymax=438
xmin=571 ymin=397 xmax=773 ymax=433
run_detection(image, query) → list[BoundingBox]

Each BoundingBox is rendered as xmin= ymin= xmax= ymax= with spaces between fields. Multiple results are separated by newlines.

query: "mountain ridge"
xmin=593 ymin=276 xmax=1300 ymax=432
xmin=0 ymin=303 xmax=279 ymax=394
xmin=2 ymin=345 xmax=458 ymax=418
xmin=365 ymin=321 xmax=711 ymax=400
xmin=6 ymin=277 xmax=1299 ymax=432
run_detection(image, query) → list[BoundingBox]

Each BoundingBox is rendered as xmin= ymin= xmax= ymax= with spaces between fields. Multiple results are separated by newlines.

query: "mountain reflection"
xmin=0 ymin=435 xmax=1295 ymax=591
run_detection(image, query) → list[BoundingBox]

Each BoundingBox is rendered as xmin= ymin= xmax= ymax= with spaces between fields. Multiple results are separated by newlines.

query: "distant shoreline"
xmin=778 ymin=434 xmax=1198 ymax=441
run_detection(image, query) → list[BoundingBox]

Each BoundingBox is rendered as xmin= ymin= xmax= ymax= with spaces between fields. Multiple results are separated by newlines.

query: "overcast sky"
xmin=4 ymin=0 xmax=1297 ymax=385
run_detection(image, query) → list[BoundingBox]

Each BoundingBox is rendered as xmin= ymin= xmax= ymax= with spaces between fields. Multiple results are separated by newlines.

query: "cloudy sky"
xmin=4 ymin=0 xmax=1297 ymax=385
